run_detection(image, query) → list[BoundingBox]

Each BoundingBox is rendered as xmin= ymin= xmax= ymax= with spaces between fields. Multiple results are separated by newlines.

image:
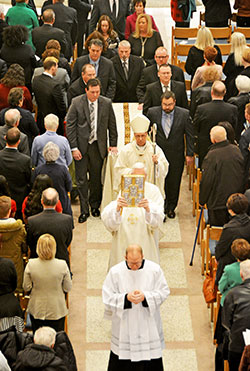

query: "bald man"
xmin=200 ymin=125 xmax=245 ymax=226
xmin=103 ymin=244 xmax=169 ymax=370
xmin=194 ymin=81 xmax=238 ymax=166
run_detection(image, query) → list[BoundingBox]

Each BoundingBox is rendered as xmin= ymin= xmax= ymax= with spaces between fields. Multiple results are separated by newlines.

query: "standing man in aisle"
xmin=66 ymin=78 xmax=118 ymax=223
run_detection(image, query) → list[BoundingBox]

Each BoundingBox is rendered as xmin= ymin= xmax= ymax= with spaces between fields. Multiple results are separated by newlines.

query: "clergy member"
xmin=103 ymin=244 xmax=170 ymax=370
xmin=114 ymin=115 xmax=168 ymax=197
xmin=101 ymin=162 xmax=164 ymax=269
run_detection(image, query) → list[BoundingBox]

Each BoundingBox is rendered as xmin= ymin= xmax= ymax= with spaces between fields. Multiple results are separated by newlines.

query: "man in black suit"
xmin=111 ymin=40 xmax=144 ymax=102
xmin=147 ymin=91 xmax=194 ymax=219
xmin=202 ymin=0 xmax=231 ymax=27
xmin=67 ymin=63 xmax=96 ymax=106
xmin=68 ymin=0 xmax=91 ymax=56
xmin=32 ymin=57 xmax=67 ymax=135
xmin=66 ymin=78 xmax=118 ymax=223
xmin=71 ymin=39 xmax=116 ymax=100
xmin=27 ymin=187 xmax=73 ymax=268
xmin=0 ymin=5 xmax=8 ymax=49
xmin=137 ymin=46 xmax=185 ymax=104
xmin=143 ymin=64 xmax=188 ymax=116
xmin=0 ymin=108 xmax=30 ymax=155
xmin=0 ymin=127 xmax=31 ymax=219
xmin=194 ymin=81 xmax=238 ymax=166
xmin=44 ymin=0 xmax=78 ymax=61
xmin=89 ymin=0 xmax=130 ymax=40
xmin=32 ymin=9 xmax=67 ymax=58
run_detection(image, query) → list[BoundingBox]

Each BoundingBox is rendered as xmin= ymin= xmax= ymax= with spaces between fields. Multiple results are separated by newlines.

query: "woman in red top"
xmin=125 ymin=0 xmax=158 ymax=40
xmin=0 ymin=64 xmax=32 ymax=112
xmin=22 ymin=174 xmax=62 ymax=224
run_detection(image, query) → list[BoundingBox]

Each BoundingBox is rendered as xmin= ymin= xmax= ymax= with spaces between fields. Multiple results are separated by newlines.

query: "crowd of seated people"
xmin=1 ymin=0 xmax=250 ymax=369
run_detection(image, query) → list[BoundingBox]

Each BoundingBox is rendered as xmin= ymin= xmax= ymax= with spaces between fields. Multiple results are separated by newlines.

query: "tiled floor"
xmin=69 ymin=172 xmax=215 ymax=371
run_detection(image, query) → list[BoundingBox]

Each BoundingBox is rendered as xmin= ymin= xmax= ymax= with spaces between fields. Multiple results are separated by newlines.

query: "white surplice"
xmin=102 ymin=259 xmax=170 ymax=362
xmin=113 ymin=141 xmax=169 ymax=197
xmin=101 ymin=182 xmax=164 ymax=269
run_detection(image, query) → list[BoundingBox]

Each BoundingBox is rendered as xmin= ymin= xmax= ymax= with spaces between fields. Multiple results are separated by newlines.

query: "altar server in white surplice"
xmin=101 ymin=163 xmax=164 ymax=269
xmin=103 ymin=245 xmax=170 ymax=371
xmin=114 ymin=115 xmax=169 ymax=197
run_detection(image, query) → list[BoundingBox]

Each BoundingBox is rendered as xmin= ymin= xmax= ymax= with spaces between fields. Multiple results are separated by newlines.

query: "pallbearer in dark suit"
xmin=111 ymin=40 xmax=144 ymax=102
xmin=143 ymin=64 xmax=188 ymax=115
xmin=136 ymin=46 xmax=185 ymax=104
xmin=147 ymin=91 xmax=194 ymax=219
xmin=67 ymin=63 xmax=96 ymax=105
xmin=32 ymin=9 xmax=67 ymax=58
xmin=66 ymin=78 xmax=118 ymax=223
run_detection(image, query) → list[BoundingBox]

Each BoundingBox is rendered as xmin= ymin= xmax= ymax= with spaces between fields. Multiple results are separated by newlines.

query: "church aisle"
xmin=68 ymin=171 xmax=215 ymax=370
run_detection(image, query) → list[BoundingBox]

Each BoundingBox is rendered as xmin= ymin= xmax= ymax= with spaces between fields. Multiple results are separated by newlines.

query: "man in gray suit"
xmin=66 ymin=78 xmax=118 ymax=223
xmin=147 ymin=91 xmax=194 ymax=219
xmin=0 ymin=108 xmax=29 ymax=155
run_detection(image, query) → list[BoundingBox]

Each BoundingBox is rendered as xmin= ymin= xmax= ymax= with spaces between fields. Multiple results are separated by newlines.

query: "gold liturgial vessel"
xmin=121 ymin=175 xmax=145 ymax=207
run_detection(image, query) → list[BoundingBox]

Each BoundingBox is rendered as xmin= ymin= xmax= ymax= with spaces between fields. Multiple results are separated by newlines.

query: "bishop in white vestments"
xmin=103 ymin=245 xmax=170 ymax=370
xmin=101 ymin=163 xmax=164 ymax=269
xmin=114 ymin=115 xmax=169 ymax=197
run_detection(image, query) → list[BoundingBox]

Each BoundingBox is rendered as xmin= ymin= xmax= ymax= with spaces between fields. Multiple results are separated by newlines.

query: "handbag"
xmin=203 ymin=261 xmax=217 ymax=303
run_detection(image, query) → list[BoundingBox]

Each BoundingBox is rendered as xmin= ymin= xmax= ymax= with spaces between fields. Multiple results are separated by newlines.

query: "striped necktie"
xmin=89 ymin=102 xmax=95 ymax=144
xmin=122 ymin=61 xmax=128 ymax=80
xmin=164 ymin=114 xmax=172 ymax=138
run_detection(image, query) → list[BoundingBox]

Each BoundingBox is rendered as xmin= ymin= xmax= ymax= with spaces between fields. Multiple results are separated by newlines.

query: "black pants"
xmin=164 ymin=160 xmax=184 ymax=213
xmin=228 ymin=351 xmax=242 ymax=371
xmin=30 ymin=314 xmax=65 ymax=334
xmin=205 ymin=20 xmax=229 ymax=27
xmin=107 ymin=351 xmax=164 ymax=371
xmin=236 ymin=16 xmax=250 ymax=27
xmin=76 ymin=20 xmax=87 ymax=57
xmin=208 ymin=208 xmax=229 ymax=227
xmin=74 ymin=141 xmax=103 ymax=214
xmin=176 ymin=21 xmax=190 ymax=27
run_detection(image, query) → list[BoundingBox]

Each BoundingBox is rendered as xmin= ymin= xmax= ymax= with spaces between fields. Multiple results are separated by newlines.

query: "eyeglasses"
xmin=155 ymin=55 xmax=168 ymax=59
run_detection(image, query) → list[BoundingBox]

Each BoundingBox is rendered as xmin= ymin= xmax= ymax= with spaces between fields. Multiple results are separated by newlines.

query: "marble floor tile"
xmin=86 ymin=297 xmax=111 ymax=343
xmin=160 ymin=216 xmax=181 ymax=242
xmin=161 ymin=296 xmax=194 ymax=342
xmin=87 ymin=217 xmax=112 ymax=243
xmin=87 ymin=250 xmax=110 ymax=289
xmin=86 ymin=350 xmax=110 ymax=371
xmin=160 ymin=248 xmax=187 ymax=288
xmin=163 ymin=349 xmax=198 ymax=371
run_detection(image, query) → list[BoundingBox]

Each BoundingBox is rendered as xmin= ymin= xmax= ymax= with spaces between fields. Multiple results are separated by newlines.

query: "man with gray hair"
xmin=102 ymin=162 xmax=164 ymax=269
xmin=200 ymin=125 xmax=245 ymax=226
xmin=14 ymin=327 xmax=68 ymax=370
xmin=71 ymin=39 xmax=116 ymax=100
xmin=228 ymin=75 xmax=250 ymax=140
xmin=0 ymin=108 xmax=29 ymax=155
xmin=31 ymin=113 xmax=72 ymax=167
xmin=111 ymin=40 xmax=145 ymax=102
xmin=222 ymin=259 xmax=250 ymax=370
xmin=27 ymin=187 xmax=73 ymax=267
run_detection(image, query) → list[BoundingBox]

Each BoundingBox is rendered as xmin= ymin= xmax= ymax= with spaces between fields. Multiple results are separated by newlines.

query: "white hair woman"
xmin=23 ymin=234 xmax=72 ymax=333
xmin=33 ymin=141 xmax=72 ymax=216
xmin=185 ymin=26 xmax=222 ymax=81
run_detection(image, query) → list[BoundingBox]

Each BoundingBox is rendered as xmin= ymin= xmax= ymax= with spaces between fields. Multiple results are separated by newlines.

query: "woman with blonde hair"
xmin=224 ymin=32 xmax=247 ymax=99
xmin=185 ymin=26 xmax=222 ymax=80
xmin=128 ymin=13 xmax=163 ymax=66
xmin=23 ymin=233 xmax=72 ymax=333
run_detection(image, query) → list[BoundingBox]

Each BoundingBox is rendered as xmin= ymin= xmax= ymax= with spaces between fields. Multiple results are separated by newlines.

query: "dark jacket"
xmin=136 ymin=62 xmax=185 ymax=103
xmin=32 ymin=24 xmax=67 ymax=58
xmin=222 ymin=278 xmax=250 ymax=354
xmin=202 ymin=0 xmax=232 ymax=23
xmin=111 ymin=54 xmax=145 ymax=103
xmin=190 ymin=81 xmax=212 ymax=119
xmin=67 ymin=76 xmax=86 ymax=106
xmin=14 ymin=344 xmax=68 ymax=370
xmin=215 ymin=213 xmax=250 ymax=283
xmin=228 ymin=93 xmax=250 ymax=141
xmin=200 ymin=140 xmax=244 ymax=210
xmin=224 ymin=52 xmax=244 ymax=100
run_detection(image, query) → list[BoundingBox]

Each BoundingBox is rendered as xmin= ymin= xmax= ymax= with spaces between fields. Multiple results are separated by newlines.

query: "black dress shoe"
xmin=167 ymin=210 xmax=176 ymax=219
xmin=78 ymin=213 xmax=89 ymax=223
xmin=91 ymin=208 xmax=100 ymax=217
